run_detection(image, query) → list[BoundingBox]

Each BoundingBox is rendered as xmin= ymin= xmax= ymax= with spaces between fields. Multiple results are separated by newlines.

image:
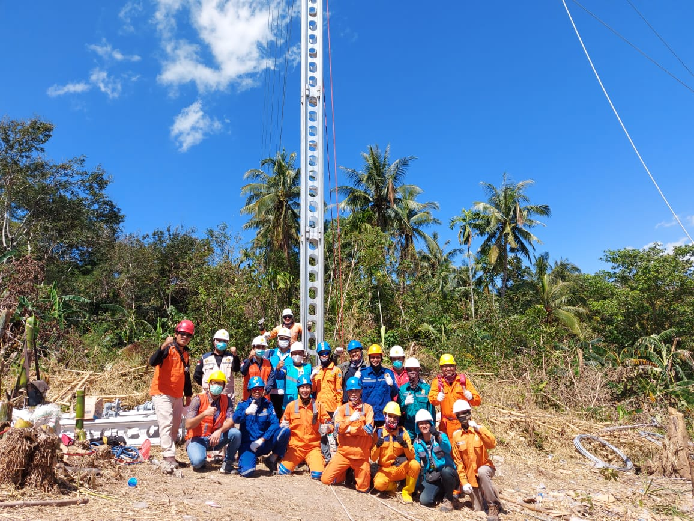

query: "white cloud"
xmin=87 ymin=39 xmax=141 ymax=62
xmin=46 ymin=82 xmax=91 ymax=97
xmin=643 ymin=238 xmax=689 ymax=253
xmin=170 ymin=100 xmax=222 ymax=151
xmin=154 ymin=0 xmax=295 ymax=93
xmin=119 ymin=1 xmax=143 ymax=33
xmin=655 ymin=215 xmax=694 ymax=228
xmin=89 ymin=68 xmax=123 ymax=99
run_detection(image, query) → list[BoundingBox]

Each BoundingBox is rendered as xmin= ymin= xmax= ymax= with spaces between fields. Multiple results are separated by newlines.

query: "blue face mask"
xmin=210 ymin=384 xmax=224 ymax=396
xmin=216 ymin=342 xmax=228 ymax=351
xmin=255 ymin=349 xmax=264 ymax=358
xmin=393 ymin=360 xmax=403 ymax=370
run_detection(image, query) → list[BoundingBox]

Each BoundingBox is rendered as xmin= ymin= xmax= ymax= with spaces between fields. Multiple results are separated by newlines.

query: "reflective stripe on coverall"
xmin=279 ymin=398 xmax=332 ymax=478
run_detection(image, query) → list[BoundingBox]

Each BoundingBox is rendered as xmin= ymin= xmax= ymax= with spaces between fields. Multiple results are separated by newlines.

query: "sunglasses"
xmin=283 ymin=315 xmax=292 ymax=319
xmin=176 ymin=331 xmax=193 ymax=338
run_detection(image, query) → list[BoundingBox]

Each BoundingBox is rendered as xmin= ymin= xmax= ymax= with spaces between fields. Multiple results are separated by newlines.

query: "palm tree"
xmin=338 ymin=144 xmax=416 ymax=232
xmin=240 ymin=150 xmax=300 ymax=269
xmin=474 ymin=173 xmax=551 ymax=298
xmin=450 ymin=208 xmax=485 ymax=319
xmin=392 ymin=185 xmax=440 ymax=263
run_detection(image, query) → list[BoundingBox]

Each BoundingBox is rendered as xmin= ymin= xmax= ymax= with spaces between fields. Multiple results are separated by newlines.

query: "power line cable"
xmin=561 ymin=0 xmax=693 ymax=244
xmin=570 ymin=0 xmax=694 ymax=95
xmin=278 ymin=0 xmax=297 ymax=149
xmin=625 ymin=0 xmax=694 ymax=80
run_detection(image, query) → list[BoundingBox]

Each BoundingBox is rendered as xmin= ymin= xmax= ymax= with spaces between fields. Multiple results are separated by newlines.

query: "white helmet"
xmin=252 ymin=335 xmax=267 ymax=347
xmin=415 ymin=409 xmax=433 ymax=424
xmin=453 ymin=399 xmax=471 ymax=414
xmin=282 ymin=308 xmax=293 ymax=318
xmin=290 ymin=341 xmax=304 ymax=353
xmin=404 ymin=357 xmax=420 ymax=369
xmin=278 ymin=327 xmax=291 ymax=338
xmin=213 ymin=329 xmax=230 ymax=341
xmin=389 ymin=345 xmax=405 ymax=357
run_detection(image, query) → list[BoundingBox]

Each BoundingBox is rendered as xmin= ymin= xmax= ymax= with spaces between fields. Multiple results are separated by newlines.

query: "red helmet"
xmin=176 ymin=320 xmax=195 ymax=335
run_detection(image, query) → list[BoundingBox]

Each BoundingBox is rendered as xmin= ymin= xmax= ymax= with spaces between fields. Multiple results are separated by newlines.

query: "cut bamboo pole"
xmin=0 ymin=498 xmax=89 ymax=508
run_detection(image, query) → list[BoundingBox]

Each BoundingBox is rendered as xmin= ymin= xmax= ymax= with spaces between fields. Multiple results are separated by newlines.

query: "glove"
xmin=462 ymin=483 xmax=473 ymax=495
xmin=250 ymin=439 xmax=263 ymax=452
xmin=384 ymin=373 xmax=393 ymax=386
xmin=468 ymin=420 xmax=480 ymax=431
xmin=376 ymin=436 xmax=385 ymax=448
xmin=318 ymin=424 xmax=329 ymax=435
xmin=363 ymin=423 xmax=374 ymax=435
xmin=437 ymin=391 xmax=445 ymax=402
xmin=404 ymin=394 xmax=415 ymax=405
xmin=245 ymin=403 xmax=258 ymax=415
xmin=280 ymin=420 xmax=290 ymax=428
xmin=354 ymin=370 xmax=361 ymax=379
xmin=395 ymin=435 xmax=408 ymax=447
xmin=463 ymin=389 xmax=473 ymax=401
xmin=349 ymin=411 xmax=361 ymax=422
xmin=311 ymin=366 xmax=320 ymax=378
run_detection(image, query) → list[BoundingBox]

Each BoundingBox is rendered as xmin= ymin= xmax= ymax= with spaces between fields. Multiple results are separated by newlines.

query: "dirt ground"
xmin=3 ymin=375 xmax=694 ymax=521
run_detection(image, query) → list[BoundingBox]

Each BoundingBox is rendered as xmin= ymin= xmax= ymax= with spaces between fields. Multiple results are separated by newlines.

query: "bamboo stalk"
xmin=0 ymin=498 xmax=89 ymax=508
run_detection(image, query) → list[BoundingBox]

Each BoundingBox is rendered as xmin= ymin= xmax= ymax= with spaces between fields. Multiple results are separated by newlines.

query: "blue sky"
xmin=1 ymin=0 xmax=693 ymax=274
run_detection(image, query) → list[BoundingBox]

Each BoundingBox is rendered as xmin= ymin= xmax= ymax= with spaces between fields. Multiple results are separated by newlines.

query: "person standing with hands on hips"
xmin=149 ymin=319 xmax=195 ymax=468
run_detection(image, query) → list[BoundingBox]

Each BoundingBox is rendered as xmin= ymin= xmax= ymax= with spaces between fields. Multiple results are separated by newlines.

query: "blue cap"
xmin=247 ymin=376 xmax=265 ymax=390
xmin=345 ymin=376 xmax=361 ymax=391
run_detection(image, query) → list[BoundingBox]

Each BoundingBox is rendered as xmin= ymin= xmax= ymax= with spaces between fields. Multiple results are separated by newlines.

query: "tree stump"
xmin=660 ymin=407 xmax=691 ymax=479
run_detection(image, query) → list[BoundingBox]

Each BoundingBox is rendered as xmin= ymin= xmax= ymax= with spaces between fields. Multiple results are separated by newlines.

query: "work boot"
xmin=163 ymin=456 xmax=179 ymax=468
xmin=219 ymin=461 xmax=237 ymax=475
xmin=487 ymin=503 xmax=500 ymax=521
xmin=265 ymin=454 xmax=278 ymax=473
xmin=439 ymin=498 xmax=454 ymax=512
xmin=401 ymin=476 xmax=416 ymax=503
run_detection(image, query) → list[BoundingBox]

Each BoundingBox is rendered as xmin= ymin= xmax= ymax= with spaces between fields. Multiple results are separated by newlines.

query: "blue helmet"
xmin=247 ymin=376 xmax=265 ymax=390
xmin=345 ymin=377 xmax=361 ymax=391
xmin=297 ymin=374 xmax=312 ymax=388
xmin=347 ymin=339 xmax=362 ymax=352
xmin=316 ymin=341 xmax=331 ymax=355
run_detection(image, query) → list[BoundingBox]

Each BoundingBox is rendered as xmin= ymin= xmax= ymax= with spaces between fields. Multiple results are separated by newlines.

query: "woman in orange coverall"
xmin=277 ymin=375 xmax=333 ymax=480
xmin=428 ymin=354 xmax=481 ymax=438
xmin=321 ymin=376 xmax=374 ymax=492
xmin=371 ymin=401 xmax=421 ymax=502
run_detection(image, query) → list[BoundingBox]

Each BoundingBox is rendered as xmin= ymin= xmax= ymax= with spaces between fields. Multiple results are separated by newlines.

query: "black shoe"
xmin=265 ymin=455 xmax=278 ymax=473
xmin=345 ymin=468 xmax=356 ymax=487
xmin=219 ymin=461 xmax=237 ymax=474
xmin=192 ymin=462 xmax=207 ymax=472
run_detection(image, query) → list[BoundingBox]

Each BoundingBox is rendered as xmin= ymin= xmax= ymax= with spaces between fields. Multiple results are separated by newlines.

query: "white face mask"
xmin=278 ymin=339 xmax=290 ymax=348
xmin=292 ymin=354 xmax=304 ymax=364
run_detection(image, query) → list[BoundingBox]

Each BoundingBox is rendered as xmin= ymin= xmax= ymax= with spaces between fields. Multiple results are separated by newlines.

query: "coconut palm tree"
xmin=450 ymin=208 xmax=486 ymax=319
xmin=240 ymin=150 xmax=300 ymax=269
xmin=392 ymin=185 xmax=440 ymax=263
xmin=474 ymin=173 xmax=551 ymax=298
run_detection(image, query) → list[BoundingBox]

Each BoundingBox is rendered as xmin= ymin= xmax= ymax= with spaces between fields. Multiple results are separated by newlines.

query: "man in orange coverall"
xmin=450 ymin=400 xmax=500 ymax=520
xmin=321 ymin=376 xmax=374 ymax=492
xmin=371 ymin=401 xmax=421 ymax=502
xmin=312 ymin=341 xmax=342 ymax=462
xmin=277 ymin=374 xmax=333 ymax=480
xmin=428 ymin=354 xmax=481 ymax=438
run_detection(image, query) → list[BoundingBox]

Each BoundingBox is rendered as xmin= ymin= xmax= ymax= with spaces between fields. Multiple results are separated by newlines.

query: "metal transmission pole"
xmin=299 ymin=0 xmax=324 ymax=357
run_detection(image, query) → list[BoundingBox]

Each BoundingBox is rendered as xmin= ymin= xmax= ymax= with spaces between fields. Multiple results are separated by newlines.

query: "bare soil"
xmin=2 ymin=374 xmax=693 ymax=521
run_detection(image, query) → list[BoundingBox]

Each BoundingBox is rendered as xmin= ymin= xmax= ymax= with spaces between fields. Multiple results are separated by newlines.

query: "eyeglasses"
xmin=283 ymin=315 xmax=292 ymax=319
xmin=176 ymin=331 xmax=193 ymax=338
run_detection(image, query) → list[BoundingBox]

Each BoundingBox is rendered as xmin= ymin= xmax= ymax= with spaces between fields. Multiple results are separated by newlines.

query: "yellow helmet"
xmin=439 ymin=354 xmax=456 ymax=366
xmin=208 ymin=370 xmax=227 ymax=384
xmin=367 ymin=344 xmax=383 ymax=356
xmin=383 ymin=401 xmax=401 ymax=416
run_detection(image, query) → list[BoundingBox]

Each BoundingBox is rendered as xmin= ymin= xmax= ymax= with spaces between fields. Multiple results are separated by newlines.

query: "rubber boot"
xmin=402 ymin=476 xmax=416 ymax=503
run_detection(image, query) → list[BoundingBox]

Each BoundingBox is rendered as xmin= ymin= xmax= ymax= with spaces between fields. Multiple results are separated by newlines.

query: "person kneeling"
xmin=450 ymin=400 xmax=501 ymax=520
xmin=232 ymin=376 xmax=290 ymax=477
xmin=185 ymin=370 xmax=241 ymax=473
xmin=413 ymin=409 xmax=461 ymax=511
xmin=371 ymin=401 xmax=420 ymax=502
xmin=278 ymin=375 xmax=332 ymax=479
xmin=321 ymin=377 xmax=374 ymax=492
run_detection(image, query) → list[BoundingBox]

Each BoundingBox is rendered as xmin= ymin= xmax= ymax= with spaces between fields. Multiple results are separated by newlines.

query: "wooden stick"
xmin=54 ymin=372 xmax=93 ymax=402
xmin=111 ymin=365 xmax=147 ymax=374
xmin=92 ymin=393 xmax=144 ymax=399
xmin=0 ymin=498 xmax=89 ymax=508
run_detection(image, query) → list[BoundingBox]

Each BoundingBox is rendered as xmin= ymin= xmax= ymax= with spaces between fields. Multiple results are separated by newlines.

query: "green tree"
xmin=241 ymin=150 xmax=300 ymax=271
xmin=450 ymin=208 xmax=486 ymax=319
xmin=474 ymin=173 xmax=550 ymax=298
xmin=392 ymin=185 xmax=440 ymax=263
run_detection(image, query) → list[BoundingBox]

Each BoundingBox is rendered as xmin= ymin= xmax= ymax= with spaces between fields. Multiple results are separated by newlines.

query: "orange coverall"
xmin=450 ymin=425 xmax=496 ymax=488
xmin=428 ymin=374 xmax=481 ymax=438
xmin=279 ymin=398 xmax=333 ymax=476
xmin=312 ymin=362 xmax=343 ymax=413
xmin=321 ymin=401 xmax=374 ymax=492
xmin=370 ymin=426 xmax=420 ymax=491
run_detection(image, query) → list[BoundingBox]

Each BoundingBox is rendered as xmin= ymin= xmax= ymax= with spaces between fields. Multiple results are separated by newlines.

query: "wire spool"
xmin=573 ymin=434 xmax=634 ymax=471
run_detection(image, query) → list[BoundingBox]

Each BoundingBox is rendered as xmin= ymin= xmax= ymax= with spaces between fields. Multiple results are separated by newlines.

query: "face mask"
xmin=255 ymin=349 xmax=264 ymax=358
xmin=215 ymin=342 xmax=227 ymax=351
xmin=292 ymin=354 xmax=304 ymax=364
xmin=385 ymin=418 xmax=399 ymax=430
xmin=278 ymin=339 xmax=290 ymax=348
xmin=320 ymin=356 xmax=331 ymax=367
xmin=393 ymin=360 xmax=403 ymax=370
xmin=210 ymin=384 xmax=224 ymax=396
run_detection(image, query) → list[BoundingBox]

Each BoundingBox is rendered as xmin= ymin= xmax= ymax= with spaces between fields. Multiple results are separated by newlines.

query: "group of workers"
xmin=149 ymin=313 xmax=502 ymax=520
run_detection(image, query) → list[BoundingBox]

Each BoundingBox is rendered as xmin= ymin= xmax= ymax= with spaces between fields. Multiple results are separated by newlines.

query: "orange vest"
xmin=185 ymin=393 xmax=230 ymax=440
xmin=242 ymin=359 xmax=273 ymax=400
xmin=150 ymin=345 xmax=190 ymax=398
